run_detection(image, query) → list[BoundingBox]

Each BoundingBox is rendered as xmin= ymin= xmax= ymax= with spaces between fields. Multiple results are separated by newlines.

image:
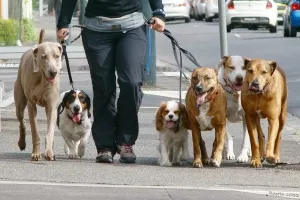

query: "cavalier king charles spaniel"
xmin=155 ymin=100 xmax=191 ymax=166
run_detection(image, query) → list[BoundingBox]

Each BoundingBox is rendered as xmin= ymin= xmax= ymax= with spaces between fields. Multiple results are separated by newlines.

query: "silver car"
xmin=163 ymin=0 xmax=192 ymax=23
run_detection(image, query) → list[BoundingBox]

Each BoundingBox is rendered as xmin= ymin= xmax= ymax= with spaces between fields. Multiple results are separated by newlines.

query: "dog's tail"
xmin=38 ymin=29 xmax=45 ymax=44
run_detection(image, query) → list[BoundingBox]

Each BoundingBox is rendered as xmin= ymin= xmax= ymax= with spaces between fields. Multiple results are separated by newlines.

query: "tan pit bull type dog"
xmin=186 ymin=67 xmax=227 ymax=168
xmin=14 ymin=29 xmax=63 ymax=161
xmin=241 ymin=58 xmax=288 ymax=168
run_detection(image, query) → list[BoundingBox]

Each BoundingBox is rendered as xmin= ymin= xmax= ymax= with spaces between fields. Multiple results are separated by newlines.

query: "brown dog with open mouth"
xmin=186 ymin=67 xmax=227 ymax=168
xmin=241 ymin=58 xmax=288 ymax=168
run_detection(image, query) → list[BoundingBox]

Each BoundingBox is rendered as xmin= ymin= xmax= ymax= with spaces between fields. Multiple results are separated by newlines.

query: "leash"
xmin=146 ymin=19 xmax=202 ymax=133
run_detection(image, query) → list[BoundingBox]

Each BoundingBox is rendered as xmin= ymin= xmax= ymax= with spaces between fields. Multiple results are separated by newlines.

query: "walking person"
xmin=48 ymin=0 xmax=80 ymax=45
xmin=56 ymin=0 xmax=165 ymax=164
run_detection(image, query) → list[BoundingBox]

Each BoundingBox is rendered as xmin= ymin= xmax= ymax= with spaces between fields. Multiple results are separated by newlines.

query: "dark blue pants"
xmin=81 ymin=26 xmax=147 ymax=154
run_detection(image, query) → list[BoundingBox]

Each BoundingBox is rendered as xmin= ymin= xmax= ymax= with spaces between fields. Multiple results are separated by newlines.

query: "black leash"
xmin=147 ymin=19 xmax=202 ymax=133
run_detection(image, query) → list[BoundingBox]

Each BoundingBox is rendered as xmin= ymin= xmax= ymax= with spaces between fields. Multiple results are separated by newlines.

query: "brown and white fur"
xmin=14 ymin=29 xmax=62 ymax=161
xmin=186 ymin=67 xmax=227 ymax=168
xmin=217 ymin=55 xmax=251 ymax=163
xmin=155 ymin=100 xmax=190 ymax=167
xmin=57 ymin=89 xmax=92 ymax=159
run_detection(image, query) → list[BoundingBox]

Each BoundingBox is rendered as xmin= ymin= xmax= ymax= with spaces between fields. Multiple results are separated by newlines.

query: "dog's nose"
xmin=251 ymin=80 xmax=259 ymax=87
xmin=49 ymin=71 xmax=57 ymax=77
xmin=168 ymin=114 xmax=174 ymax=119
xmin=195 ymin=85 xmax=203 ymax=93
xmin=73 ymin=105 xmax=80 ymax=113
xmin=236 ymin=76 xmax=243 ymax=83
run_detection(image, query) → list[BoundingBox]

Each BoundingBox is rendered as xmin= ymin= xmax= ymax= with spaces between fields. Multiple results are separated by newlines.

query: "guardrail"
xmin=0 ymin=81 xmax=14 ymax=108
xmin=0 ymin=46 xmax=86 ymax=68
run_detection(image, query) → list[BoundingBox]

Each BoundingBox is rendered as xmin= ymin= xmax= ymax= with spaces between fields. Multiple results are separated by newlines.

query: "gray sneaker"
xmin=96 ymin=149 xmax=113 ymax=163
xmin=117 ymin=145 xmax=136 ymax=163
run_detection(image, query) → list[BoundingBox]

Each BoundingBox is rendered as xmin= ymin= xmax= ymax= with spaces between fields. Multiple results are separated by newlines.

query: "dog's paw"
xmin=210 ymin=159 xmax=221 ymax=167
xmin=78 ymin=145 xmax=86 ymax=158
xmin=202 ymin=158 xmax=210 ymax=166
xmin=172 ymin=161 xmax=182 ymax=166
xmin=250 ymin=158 xmax=262 ymax=168
xmin=31 ymin=153 xmax=42 ymax=161
xmin=225 ymin=151 xmax=236 ymax=160
xmin=18 ymin=139 xmax=26 ymax=151
xmin=44 ymin=149 xmax=55 ymax=161
xmin=193 ymin=160 xmax=203 ymax=168
xmin=68 ymin=154 xmax=79 ymax=159
xmin=237 ymin=152 xmax=249 ymax=163
xmin=159 ymin=160 xmax=172 ymax=167
xmin=265 ymin=155 xmax=276 ymax=164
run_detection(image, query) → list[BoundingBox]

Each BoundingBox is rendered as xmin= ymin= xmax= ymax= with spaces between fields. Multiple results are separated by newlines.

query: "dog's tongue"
xmin=234 ymin=84 xmax=243 ymax=91
xmin=166 ymin=121 xmax=176 ymax=128
xmin=47 ymin=77 xmax=55 ymax=83
xmin=197 ymin=92 xmax=208 ymax=105
xmin=72 ymin=114 xmax=81 ymax=123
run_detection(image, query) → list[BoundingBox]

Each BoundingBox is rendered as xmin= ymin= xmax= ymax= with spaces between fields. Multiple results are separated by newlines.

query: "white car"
xmin=163 ymin=0 xmax=191 ymax=23
xmin=225 ymin=0 xmax=278 ymax=33
xmin=205 ymin=0 xmax=219 ymax=22
xmin=193 ymin=0 xmax=207 ymax=20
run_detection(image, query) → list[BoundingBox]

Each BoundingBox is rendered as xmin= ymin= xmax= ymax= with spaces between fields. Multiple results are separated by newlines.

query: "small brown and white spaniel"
xmin=155 ymin=100 xmax=190 ymax=167
xmin=57 ymin=89 xmax=91 ymax=159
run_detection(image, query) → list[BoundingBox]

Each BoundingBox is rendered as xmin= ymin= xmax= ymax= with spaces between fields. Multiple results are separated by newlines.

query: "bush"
xmin=0 ymin=18 xmax=36 ymax=46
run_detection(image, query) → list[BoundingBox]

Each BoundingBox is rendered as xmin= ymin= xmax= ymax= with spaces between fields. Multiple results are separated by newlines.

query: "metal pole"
xmin=39 ymin=0 xmax=43 ymax=17
xmin=218 ymin=0 xmax=228 ymax=57
xmin=140 ymin=0 xmax=156 ymax=86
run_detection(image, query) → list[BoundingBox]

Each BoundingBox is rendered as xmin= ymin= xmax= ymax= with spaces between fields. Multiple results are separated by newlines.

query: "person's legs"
xmin=115 ymin=25 xmax=147 ymax=163
xmin=82 ymin=28 xmax=118 ymax=163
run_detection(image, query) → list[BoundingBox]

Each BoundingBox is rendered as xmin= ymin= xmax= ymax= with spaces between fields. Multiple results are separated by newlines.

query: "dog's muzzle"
xmin=249 ymin=80 xmax=260 ymax=92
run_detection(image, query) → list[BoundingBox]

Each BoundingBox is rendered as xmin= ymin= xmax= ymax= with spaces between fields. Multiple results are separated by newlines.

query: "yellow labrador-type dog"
xmin=241 ymin=58 xmax=287 ymax=168
xmin=14 ymin=29 xmax=63 ymax=161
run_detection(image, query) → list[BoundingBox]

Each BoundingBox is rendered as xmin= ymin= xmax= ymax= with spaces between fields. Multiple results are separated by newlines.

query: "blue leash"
xmin=145 ymin=25 xmax=152 ymax=76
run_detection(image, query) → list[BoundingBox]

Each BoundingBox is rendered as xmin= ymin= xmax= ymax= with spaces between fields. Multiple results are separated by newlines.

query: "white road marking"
xmin=143 ymin=90 xmax=187 ymax=99
xmin=234 ymin=34 xmax=241 ymax=38
xmin=161 ymin=72 xmax=191 ymax=77
xmin=0 ymin=180 xmax=299 ymax=199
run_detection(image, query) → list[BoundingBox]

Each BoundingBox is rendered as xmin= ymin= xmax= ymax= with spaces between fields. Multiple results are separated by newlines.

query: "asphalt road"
xmin=1 ymin=18 xmax=300 ymax=199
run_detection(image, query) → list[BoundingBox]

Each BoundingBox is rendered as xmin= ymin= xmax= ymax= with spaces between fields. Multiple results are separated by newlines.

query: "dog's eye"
xmin=262 ymin=71 xmax=267 ymax=74
xmin=229 ymin=66 xmax=235 ymax=70
xmin=204 ymin=76 xmax=211 ymax=80
xmin=248 ymin=69 xmax=253 ymax=73
xmin=55 ymin=54 xmax=60 ymax=59
xmin=242 ymin=65 xmax=246 ymax=70
xmin=192 ymin=76 xmax=197 ymax=80
xmin=174 ymin=110 xmax=179 ymax=115
xmin=164 ymin=110 xmax=169 ymax=115
xmin=41 ymin=55 xmax=46 ymax=59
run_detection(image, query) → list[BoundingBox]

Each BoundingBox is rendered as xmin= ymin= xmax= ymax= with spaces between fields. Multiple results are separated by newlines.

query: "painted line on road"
xmin=143 ymin=91 xmax=187 ymax=99
xmin=234 ymin=34 xmax=241 ymax=38
xmin=0 ymin=180 xmax=299 ymax=199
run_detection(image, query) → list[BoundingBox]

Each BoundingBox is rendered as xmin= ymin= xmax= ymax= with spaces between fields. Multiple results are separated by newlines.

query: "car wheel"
xmin=227 ymin=25 xmax=232 ymax=33
xmin=269 ymin=25 xmax=277 ymax=33
xmin=185 ymin=18 xmax=191 ymax=23
xmin=290 ymin=26 xmax=297 ymax=37
xmin=205 ymin=17 xmax=213 ymax=22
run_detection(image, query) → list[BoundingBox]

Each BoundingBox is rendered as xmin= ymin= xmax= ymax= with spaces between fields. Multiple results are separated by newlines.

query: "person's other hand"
xmin=48 ymin=11 xmax=54 ymax=16
xmin=150 ymin=17 xmax=165 ymax=32
xmin=57 ymin=28 xmax=70 ymax=43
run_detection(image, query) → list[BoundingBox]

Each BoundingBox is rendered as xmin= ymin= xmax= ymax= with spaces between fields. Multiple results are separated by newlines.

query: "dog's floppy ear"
xmin=267 ymin=61 xmax=277 ymax=76
xmin=217 ymin=56 xmax=229 ymax=69
xmin=32 ymin=45 xmax=39 ymax=72
xmin=179 ymin=103 xmax=191 ymax=130
xmin=244 ymin=58 xmax=252 ymax=69
xmin=83 ymin=91 xmax=92 ymax=118
xmin=155 ymin=102 xmax=166 ymax=132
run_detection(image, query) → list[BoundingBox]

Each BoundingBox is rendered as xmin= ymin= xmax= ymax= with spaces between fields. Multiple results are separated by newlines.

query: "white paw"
xmin=237 ymin=150 xmax=250 ymax=163
xmin=77 ymin=145 xmax=85 ymax=158
xmin=159 ymin=159 xmax=172 ymax=167
xmin=210 ymin=159 xmax=220 ymax=167
xmin=225 ymin=151 xmax=236 ymax=160
xmin=172 ymin=161 xmax=183 ymax=166
xmin=68 ymin=154 xmax=78 ymax=159
xmin=180 ymin=153 xmax=189 ymax=161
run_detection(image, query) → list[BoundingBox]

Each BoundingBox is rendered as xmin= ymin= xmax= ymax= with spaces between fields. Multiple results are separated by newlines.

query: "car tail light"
xmin=266 ymin=0 xmax=272 ymax=9
xmin=179 ymin=3 xmax=186 ymax=6
xmin=228 ymin=0 xmax=234 ymax=9
xmin=291 ymin=2 xmax=300 ymax=10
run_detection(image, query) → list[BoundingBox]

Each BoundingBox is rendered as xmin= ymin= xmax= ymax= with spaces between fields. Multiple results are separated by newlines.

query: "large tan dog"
xmin=186 ymin=67 xmax=227 ymax=168
xmin=241 ymin=58 xmax=287 ymax=168
xmin=14 ymin=29 xmax=63 ymax=161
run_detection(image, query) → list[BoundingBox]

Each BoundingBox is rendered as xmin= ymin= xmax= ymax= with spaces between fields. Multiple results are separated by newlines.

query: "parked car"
xmin=205 ymin=0 xmax=219 ymax=22
xmin=163 ymin=0 xmax=191 ymax=23
xmin=283 ymin=0 xmax=300 ymax=37
xmin=274 ymin=0 xmax=288 ymax=25
xmin=225 ymin=0 xmax=278 ymax=33
xmin=192 ymin=0 xmax=207 ymax=20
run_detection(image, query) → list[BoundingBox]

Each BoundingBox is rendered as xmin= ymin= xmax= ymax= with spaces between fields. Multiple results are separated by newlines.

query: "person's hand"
xmin=150 ymin=17 xmax=165 ymax=32
xmin=48 ymin=11 xmax=54 ymax=16
xmin=57 ymin=28 xmax=70 ymax=43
